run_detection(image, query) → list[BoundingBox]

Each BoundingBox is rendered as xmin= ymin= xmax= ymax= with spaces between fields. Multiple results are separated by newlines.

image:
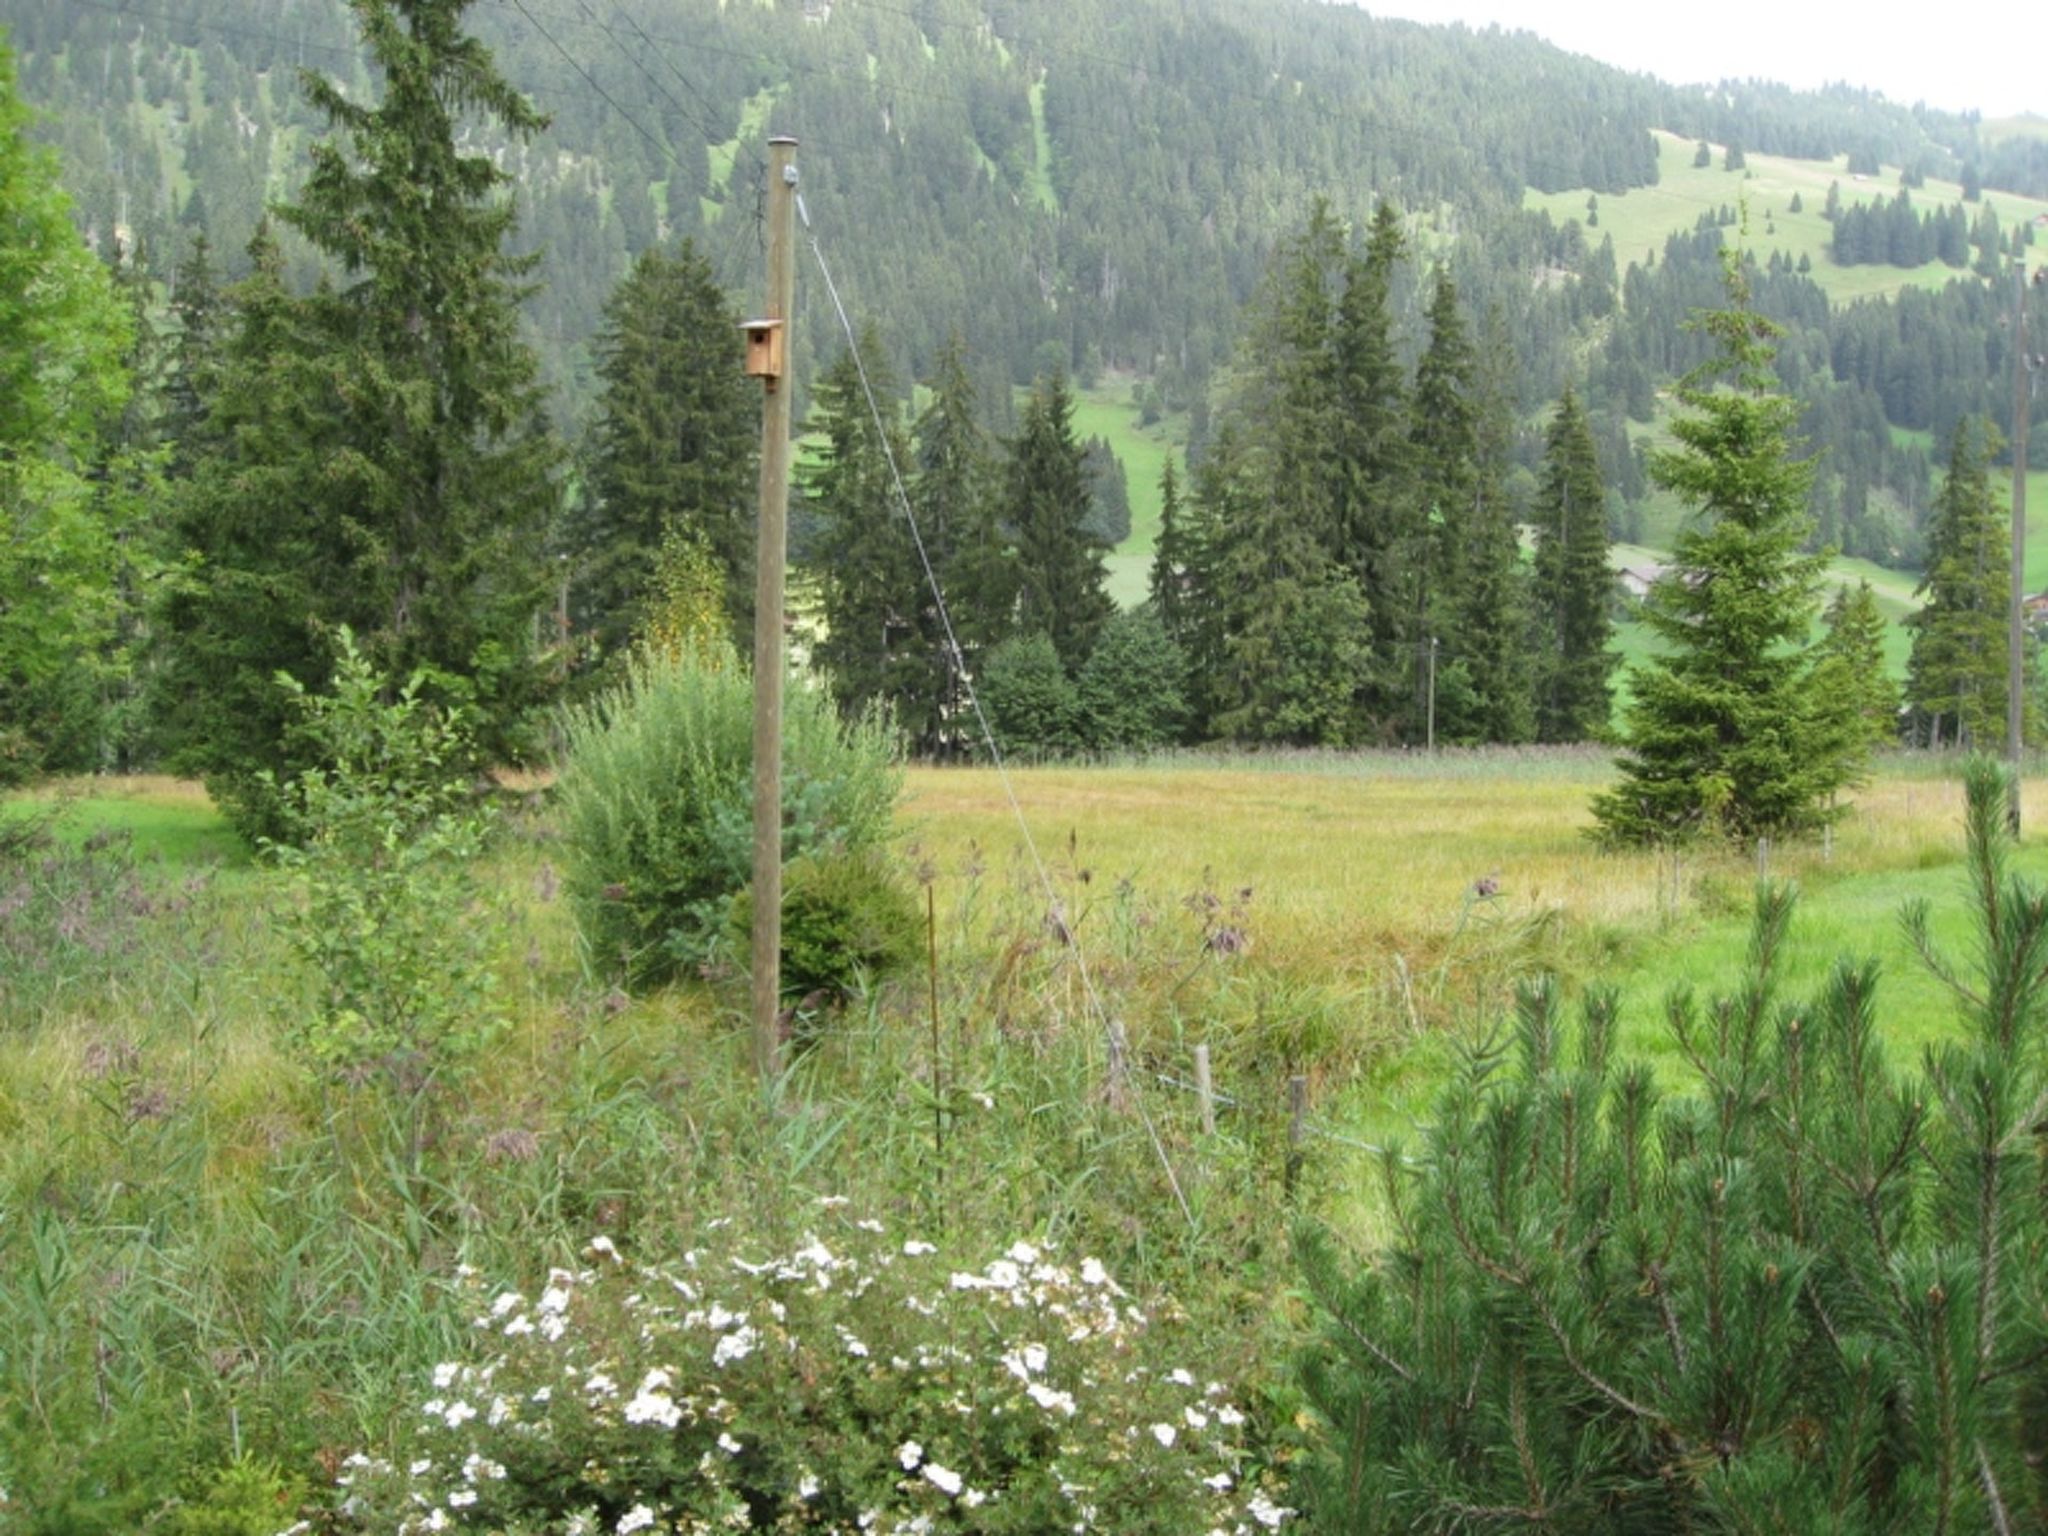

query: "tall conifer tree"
xmin=807 ymin=327 xmax=927 ymax=732
xmin=1005 ymin=371 xmax=1111 ymax=671
xmin=1332 ymin=201 xmax=1414 ymax=733
xmin=1531 ymin=384 xmax=1617 ymax=741
xmin=161 ymin=0 xmax=558 ymax=835
xmin=1407 ymin=268 xmax=1478 ymax=735
xmin=1906 ymin=417 xmax=2011 ymax=748
xmin=573 ymin=240 xmax=755 ymax=657
xmin=1592 ymin=255 xmax=1853 ymax=844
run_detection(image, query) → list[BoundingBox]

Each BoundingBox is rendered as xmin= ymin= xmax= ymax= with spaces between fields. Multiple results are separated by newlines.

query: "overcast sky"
xmin=1344 ymin=0 xmax=2042 ymax=120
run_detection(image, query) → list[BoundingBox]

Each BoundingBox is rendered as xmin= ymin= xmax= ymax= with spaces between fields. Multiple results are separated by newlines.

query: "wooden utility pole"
xmin=747 ymin=136 xmax=799 ymax=1084
xmin=1426 ymin=636 xmax=1439 ymax=754
xmin=2012 ymin=256 xmax=2033 ymax=835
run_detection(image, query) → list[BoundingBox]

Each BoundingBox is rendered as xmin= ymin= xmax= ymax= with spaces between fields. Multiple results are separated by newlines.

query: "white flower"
xmin=1204 ymin=1472 xmax=1234 ymax=1492
xmin=971 ymin=1091 xmax=995 ymax=1109
xmin=502 ymin=1315 xmax=535 ymax=1337
xmin=794 ymin=1239 xmax=836 ymax=1269
xmin=584 ymin=1373 xmax=618 ymax=1398
xmin=442 ymin=1401 xmax=476 ymax=1430
xmin=1216 ymin=1404 xmax=1245 ymax=1427
xmin=856 ymin=1218 xmax=885 ymax=1233
xmin=986 ymin=1260 xmax=1023 ymax=1290
xmin=624 ymin=1389 xmax=681 ymax=1428
xmin=839 ymin=1327 xmax=871 ymax=1358
xmin=422 ymin=1511 xmax=449 ymax=1532
xmin=1247 ymin=1492 xmax=1294 ymax=1528
xmin=818 ymin=1195 xmax=850 ymax=1208
xmin=798 ymin=1472 xmax=822 ymax=1499
xmin=539 ymin=1286 xmax=571 ymax=1315
xmin=540 ymin=1312 xmax=568 ymax=1342
xmin=1080 ymin=1257 xmax=1116 ymax=1288
xmin=717 ymin=1431 xmax=744 ymax=1456
xmin=432 ymin=1362 xmax=461 ymax=1390
xmin=1185 ymin=1406 xmax=1210 ymax=1429
xmin=487 ymin=1394 xmax=514 ymax=1427
xmin=1026 ymin=1382 xmax=1077 ymax=1416
xmin=711 ymin=1325 xmax=758 ymax=1367
xmin=1006 ymin=1241 xmax=1042 ymax=1266
xmin=1168 ymin=1368 xmax=1196 ymax=1387
xmin=408 ymin=1458 xmax=433 ymax=1476
xmin=529 ymin=1385 xmax=552 ymax=1404
xmin=1151 ymin=1423 xmax=1178 ymax=1448
xmin=448 ymin=1488 xmax=477 ymax=1509
xmin=615 ymin=1505 xmax=655 ymax=1534
xmin=922 ymin=1464 xmax=964 ymax=1497
xmin=490 ymin=1291 xmax=523 ymax=1318
xmin=588 ymin=1235 xmax=619 ymax=1259
xmin=903 ymin=1240 xmax=937 ymax=1257
xmin=898 ymin=1440 xmax=924 ymax=1470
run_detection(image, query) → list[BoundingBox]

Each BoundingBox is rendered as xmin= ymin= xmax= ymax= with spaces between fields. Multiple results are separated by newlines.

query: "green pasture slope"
xmin=1527 ymin=129 xmax=2048 ymax=308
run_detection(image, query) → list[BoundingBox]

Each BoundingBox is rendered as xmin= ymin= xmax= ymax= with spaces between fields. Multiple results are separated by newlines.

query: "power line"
xmin=801 ymin=204 xmax=1195 ymax=1229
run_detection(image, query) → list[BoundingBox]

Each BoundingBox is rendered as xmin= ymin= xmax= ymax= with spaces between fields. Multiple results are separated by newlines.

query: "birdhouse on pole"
xmin=741 ymin=318 xmax=785 ymax=382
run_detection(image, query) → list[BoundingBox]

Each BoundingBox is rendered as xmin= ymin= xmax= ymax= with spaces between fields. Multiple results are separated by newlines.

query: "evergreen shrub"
xmin=1296 ymin=759 xmax=2048 ymax=1531
xmin=555 ymin=644 xmax=899 ymax=988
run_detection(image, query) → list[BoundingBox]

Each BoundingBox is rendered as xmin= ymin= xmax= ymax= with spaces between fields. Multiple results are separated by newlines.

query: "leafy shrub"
xmin=264 ymin=631 xmax=502 ymax=1156
xmin=1077 ymin=610 xmax=1189 ymax=752
xmin=1295 ymin=759 xmax=2048 ymax=1531
xmin=730 ymin=846 xmax=922 ymax=1010
xmin=555 ymin=643 xmax=900 ymax=988
xmin=978 ymin=632 xmax=1078 ymax=759
xmin=165 ymin=1458 xmax=307 ymax=1536
xmin=314 ymin=1215 xmax=1291 ymax=1535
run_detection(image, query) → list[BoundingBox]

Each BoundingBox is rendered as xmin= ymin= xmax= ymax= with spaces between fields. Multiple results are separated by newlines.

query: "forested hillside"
xmin=4 ymin=0 xmax=2046 ymax=781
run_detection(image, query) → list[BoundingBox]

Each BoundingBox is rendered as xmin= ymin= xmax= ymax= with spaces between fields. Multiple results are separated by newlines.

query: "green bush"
xmin=1295 ymin=759 xmax=2048 ymax=1531
xmin=318 ymin=1218 xmax=1290 ymax=1535
xmin=1077 ymin=610 xmax=1189 ymax=752
xmin=978 ymin=632 xmax=1078 ymax=759
xmin=730 ymin=846 xmax=922 ymax=1010
xmin=555 ymin=643 xmax=900 ymax=988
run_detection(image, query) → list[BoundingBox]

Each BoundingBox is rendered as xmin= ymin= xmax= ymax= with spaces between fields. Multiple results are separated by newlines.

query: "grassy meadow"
xmin=1527 ymin=129 xmax=2048 ymax=308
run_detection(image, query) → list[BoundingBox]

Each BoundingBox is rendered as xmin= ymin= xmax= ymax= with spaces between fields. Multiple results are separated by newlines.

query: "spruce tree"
xmin=1005 ymin=370 xmax=1111 ymax=672
xmin=160 ymin=0 xmax=558 ymax=836
xmin=1407 ymin=268 xmax=1479 ymax=737
xmin=1591 ymin=254 xmax=1852 ymax=844
xmin=1449 ymin=305 xmax=1534 ymax=745
xmin=573 ymin=240 xmax=756 ymax=659
xmin=1331 ymin=202 xmax=1415 ymax=734
xmin=912 ymin=335 xmax=1011 ymax=678
xmin=1815 ymin=579 xmax=1900 ymax=754
xmin=1531 ymin=384 xmax=1617 ymax=741
xmin=1906 ymin=417 xmax=2011 ymax=748
xmin=1147 ymin=455 xmax=1190 ymax=645
xmin=807 ymin=328 xmax=928 ymax=734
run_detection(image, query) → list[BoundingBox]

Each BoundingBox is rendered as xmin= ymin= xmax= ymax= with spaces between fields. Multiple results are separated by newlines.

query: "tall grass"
xmin=0 ymin=752 xmax=2020 ymax=1527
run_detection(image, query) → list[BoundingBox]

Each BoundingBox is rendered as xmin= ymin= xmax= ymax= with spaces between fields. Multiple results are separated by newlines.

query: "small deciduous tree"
xmin=0 ymin=38 xmax=132 ymax=783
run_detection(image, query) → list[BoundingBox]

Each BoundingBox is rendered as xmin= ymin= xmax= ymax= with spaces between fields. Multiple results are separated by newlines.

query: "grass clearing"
xmin=5 ymin=752 xmax=2041 ymax=1521
xmin=1526 ymin=129 xmax=2048 ymax=309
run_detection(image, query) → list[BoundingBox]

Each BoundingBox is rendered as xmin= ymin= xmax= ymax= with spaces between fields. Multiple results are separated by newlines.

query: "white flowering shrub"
xmin=315 ymin=1211 xmax=1291 ymax=1535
